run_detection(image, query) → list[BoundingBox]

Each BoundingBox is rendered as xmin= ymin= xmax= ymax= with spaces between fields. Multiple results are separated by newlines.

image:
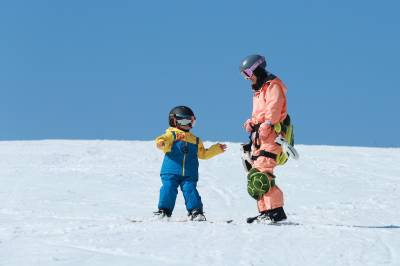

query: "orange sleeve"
xmin=263 ymin=83 xmax=284 ymax=125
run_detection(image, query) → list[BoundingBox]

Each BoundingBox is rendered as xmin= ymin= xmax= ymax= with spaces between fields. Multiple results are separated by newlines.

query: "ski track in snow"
xmin=0 ymin=140 xmax=399 ymax=266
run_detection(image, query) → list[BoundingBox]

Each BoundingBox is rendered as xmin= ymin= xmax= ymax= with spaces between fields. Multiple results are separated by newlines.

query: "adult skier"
xmin=240 ymin=54 xmax=290 ymax=223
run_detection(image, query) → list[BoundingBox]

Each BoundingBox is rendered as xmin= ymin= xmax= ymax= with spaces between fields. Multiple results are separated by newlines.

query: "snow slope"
xmin=0 ymin=140 xmax=399 ymax=266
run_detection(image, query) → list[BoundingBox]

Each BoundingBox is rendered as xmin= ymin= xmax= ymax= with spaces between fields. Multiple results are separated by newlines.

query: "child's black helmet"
xmin=168 ymin=106 xmax=196 ymax=127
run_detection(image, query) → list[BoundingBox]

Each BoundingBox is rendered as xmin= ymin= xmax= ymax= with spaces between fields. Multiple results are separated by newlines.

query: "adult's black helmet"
xmin=239 ymin=54 xmax=266 ymax=77
xmin=168 ymin=106 xmax=196 ymax=128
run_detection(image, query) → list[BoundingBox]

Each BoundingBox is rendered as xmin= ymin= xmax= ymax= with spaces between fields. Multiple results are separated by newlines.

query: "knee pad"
xmin=247 ymin=168 xmax=275 ymax=200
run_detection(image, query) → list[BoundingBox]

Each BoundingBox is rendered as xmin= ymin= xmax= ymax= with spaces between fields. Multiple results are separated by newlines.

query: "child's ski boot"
xmin=188 ymin=208 xmax=206 ymax=221
xmin=153 ymin=208 xmax=172 ymax=220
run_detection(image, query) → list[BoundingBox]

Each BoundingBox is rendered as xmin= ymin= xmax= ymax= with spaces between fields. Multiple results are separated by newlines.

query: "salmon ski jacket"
xmin=251 ymin=77 xmax=287 ymax=126
xmin=156 ymin=127 xmax=224 ymax=178
xmin=251 ymin=77 xmax=288 ymax=157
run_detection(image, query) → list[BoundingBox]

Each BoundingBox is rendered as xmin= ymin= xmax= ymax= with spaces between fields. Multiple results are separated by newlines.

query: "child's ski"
xmin=129 ymin=218 xmax=233 ymax=224
xmin=274 ymin=135 xmax=299 ymax=160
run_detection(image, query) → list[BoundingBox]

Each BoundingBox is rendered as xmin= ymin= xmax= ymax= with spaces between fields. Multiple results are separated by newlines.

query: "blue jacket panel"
xmin=161 ymin=139 xmax=199 ymax=177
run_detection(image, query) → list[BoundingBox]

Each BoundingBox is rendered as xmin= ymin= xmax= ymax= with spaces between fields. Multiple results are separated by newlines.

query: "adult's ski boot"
xmin=247 ymin=207 xmax=287 ymax=224
xmin=267 ymin=207 xmax=287 ymax=222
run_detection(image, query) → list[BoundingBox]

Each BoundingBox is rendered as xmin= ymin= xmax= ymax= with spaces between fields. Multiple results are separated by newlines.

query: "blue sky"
xmin=1 ymin=0 xmax=399 ymax=147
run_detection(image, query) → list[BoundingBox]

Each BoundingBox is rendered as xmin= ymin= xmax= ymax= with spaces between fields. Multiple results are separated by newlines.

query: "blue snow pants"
xmin=158 ymin=174 xmax=203 ymax=214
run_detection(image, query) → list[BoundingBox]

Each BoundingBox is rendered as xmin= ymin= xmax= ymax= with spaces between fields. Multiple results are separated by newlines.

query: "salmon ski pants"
xmin=252 ymin=128 xmax=284 ymax=212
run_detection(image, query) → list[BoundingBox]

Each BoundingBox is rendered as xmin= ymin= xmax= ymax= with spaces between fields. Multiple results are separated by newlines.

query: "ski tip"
xmin=246 ymin=217 xmax=258 ymax=224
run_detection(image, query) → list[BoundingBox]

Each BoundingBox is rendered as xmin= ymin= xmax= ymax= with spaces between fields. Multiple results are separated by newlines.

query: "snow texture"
xmin=0 ymin=140 xmax=399 ymax=266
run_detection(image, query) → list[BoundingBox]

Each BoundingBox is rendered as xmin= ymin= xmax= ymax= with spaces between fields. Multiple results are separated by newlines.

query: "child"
xmin=154 ymin=106 xmax=227 ymax=221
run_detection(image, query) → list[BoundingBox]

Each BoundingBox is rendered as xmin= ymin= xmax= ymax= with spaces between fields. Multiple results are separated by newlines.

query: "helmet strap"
xmin=177 ymin=126 xmax=190 ymax=132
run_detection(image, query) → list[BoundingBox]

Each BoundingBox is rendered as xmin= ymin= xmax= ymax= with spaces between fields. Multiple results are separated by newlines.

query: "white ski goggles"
xmin=175 ymin=115 xmax=196 ymax=127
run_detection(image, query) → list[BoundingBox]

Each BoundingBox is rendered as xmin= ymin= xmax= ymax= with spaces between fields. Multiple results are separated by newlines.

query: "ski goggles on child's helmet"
xmin=175 ymin=115 xmax=196 ymax=127
xmin=241 ymin=57 xmax=265 ymax=79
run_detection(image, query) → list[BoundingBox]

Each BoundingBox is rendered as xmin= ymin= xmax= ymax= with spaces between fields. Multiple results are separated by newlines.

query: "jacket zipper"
xmin=182 ymin=142 xmax=188 ymax=176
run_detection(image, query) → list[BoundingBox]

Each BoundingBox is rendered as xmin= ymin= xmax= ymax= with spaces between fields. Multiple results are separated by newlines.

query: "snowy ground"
xmin=0 ymin=140 xmax=399 ymax=266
